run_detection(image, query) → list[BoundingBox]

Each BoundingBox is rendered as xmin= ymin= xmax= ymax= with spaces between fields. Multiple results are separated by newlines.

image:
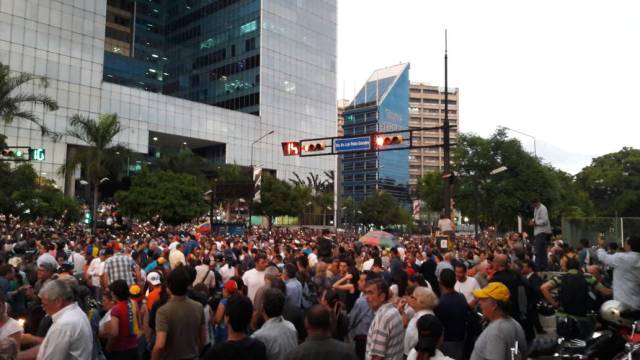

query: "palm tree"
xmin=0 ymin=63 xmax=59 ymax=138
xmin=59 ymin=113 xmax=129 ymax=232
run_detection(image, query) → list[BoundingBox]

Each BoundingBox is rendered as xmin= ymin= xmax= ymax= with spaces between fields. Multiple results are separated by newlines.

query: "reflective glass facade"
xmin=342 ymin=64 xmax=410 ymax=206
xmin=0 ymin=0 xmax=336 ymax=190
xmin=103 ymin=0 xmax=261 ymax=114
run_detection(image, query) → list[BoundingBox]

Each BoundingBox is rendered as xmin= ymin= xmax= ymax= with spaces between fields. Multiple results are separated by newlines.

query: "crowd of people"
xmin=0 ymin=203 xmax=638 ymax=360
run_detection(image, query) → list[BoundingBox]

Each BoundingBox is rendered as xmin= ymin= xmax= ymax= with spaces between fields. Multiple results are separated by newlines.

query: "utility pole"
xmin=443 ymin=30 xmax=452 ymax=218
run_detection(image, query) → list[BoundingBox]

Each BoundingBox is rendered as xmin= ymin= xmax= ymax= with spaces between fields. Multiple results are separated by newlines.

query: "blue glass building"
xmin=341 ymin=64 xmax=411 ymax=206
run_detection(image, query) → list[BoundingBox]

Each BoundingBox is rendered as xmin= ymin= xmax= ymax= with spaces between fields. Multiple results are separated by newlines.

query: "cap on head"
xmin=146 ymin=272 xmax=162 ymax=286
xmin=129 ymin=284 xmax=142 ymax=297
xmin=473 ymin=282 xmax=510 ymax=302
xmin=224 ymin=280 xmax=237 ymax=293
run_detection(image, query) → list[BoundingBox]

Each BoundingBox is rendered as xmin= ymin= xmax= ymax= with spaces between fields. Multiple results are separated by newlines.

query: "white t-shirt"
xmin=87 ymin=258 xmax=104 ymax=287
xmin=308 ymin=253 xmax=318 ymax=268
xmin=0 ymin=317 xmax=23 ymax=339
xmin=454 ymin=276 xmax=481 ymax=303
xmin=242 ymin=268 xmax=266 ymax=303
xmin=362 ymin=258 xmax=374 ymax=271
xmin=407 ymin=349 xmax=453 ymax=360
xmin=219 ymin=264 xmax=235 ymax=284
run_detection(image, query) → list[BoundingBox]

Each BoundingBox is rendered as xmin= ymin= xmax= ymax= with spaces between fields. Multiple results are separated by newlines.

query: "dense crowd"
xmin=0 ymin=201 xmax=638 ymax=360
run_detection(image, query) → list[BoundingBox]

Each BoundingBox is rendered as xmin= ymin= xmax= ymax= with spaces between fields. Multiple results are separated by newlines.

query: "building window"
xmin=245 ymin=37 xmax=256 ymax=51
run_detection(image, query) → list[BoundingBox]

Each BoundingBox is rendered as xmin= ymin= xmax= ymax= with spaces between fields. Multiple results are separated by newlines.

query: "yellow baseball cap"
xmin=129 ymin=284 xmax=142 ymax=297
xmin=473 ymin=282 xmax=510 ymax=302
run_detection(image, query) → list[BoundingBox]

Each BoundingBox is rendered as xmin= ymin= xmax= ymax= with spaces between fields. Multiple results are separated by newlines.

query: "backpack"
xmin=559 ymin=272 xmax=589 ymax=316
xmin=298 ymin=272 xmax=318 ymax=309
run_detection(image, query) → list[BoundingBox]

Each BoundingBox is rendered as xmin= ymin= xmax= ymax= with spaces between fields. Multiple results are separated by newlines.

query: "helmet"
xmin=600 ymin=300 xmax=632 ymax=327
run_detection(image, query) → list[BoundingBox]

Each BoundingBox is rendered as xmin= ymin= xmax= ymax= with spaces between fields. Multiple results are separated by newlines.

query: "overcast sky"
xmin=336 ymin=0 xmax=640 ymax=174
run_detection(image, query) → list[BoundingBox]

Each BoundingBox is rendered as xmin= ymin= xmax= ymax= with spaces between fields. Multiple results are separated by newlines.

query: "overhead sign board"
xmin=334 ymin=136 xmax=371 ymax=153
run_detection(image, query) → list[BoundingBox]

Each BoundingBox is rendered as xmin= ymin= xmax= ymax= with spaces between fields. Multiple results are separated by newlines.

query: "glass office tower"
xmin=341 ymin=63 xmax=410 ymax=206
xmin=0 ymin=0 xmax=336 ymax=191
xmin=104 ymin=0 xmax=261 ymax=114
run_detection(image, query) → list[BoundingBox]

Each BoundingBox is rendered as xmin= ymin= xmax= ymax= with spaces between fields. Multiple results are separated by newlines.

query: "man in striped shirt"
xmin=364 ymin=278 xmax=404 ymax=360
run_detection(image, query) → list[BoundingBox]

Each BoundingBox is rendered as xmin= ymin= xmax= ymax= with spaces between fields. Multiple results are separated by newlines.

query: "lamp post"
xmin=500 ymin=126 xmax=537 ymax=157
xmin=248 ymin=130 xmax=274 ymax=227
xmin=474 ymin=165 xmax=508 ymax=239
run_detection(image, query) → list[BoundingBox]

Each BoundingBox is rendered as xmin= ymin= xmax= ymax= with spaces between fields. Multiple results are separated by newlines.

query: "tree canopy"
xmin=115 ymin=169 xmax=208 ymax=225
xmin=576 ymin=147 xmax=640 ymax=217
xmin=0 ymin=162 xmax=81 ymax=222
xmin=421 ymin=128 xmax=596 ymax=232
xmin=357 ymin=191 xmax=412 ymax=227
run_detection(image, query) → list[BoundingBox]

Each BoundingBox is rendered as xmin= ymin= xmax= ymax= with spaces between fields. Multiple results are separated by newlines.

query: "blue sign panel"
xmin=334 ymin=136 xmax=371 ymax=153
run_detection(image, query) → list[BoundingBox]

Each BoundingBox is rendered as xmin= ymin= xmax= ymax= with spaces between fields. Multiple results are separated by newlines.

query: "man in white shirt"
xmin=219 ymin=256 xmax=236 ymax=284
xmin=193 ymin=258 xmax=216 ymax=289
xmin=67 ymin=245 xmax=86 ymax=278
xmin=453 ymin=262 xmax=480 ymax=304
xmin=307 ymin=248 xmax=319 ymax=268
xmin=242 ymin=253 xmax=268 ymax=303
xmin=36 ymin=279 xmax=93 ymax=360
xmin=86 ymin=250 xmax=106 ymax=299
xmin=169 ymin=242 xmax=186 ymax=269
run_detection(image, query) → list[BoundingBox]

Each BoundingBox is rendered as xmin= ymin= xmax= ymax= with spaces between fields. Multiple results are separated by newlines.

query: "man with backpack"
xmin=541 ymin=257 xmax=611 ymax=316
xmin=540 ymin=257 xmax=611 ymax=339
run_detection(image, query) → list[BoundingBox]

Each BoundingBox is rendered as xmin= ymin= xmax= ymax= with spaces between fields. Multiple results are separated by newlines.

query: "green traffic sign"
xmin=30 ymin=148 xmax=45 ymax=161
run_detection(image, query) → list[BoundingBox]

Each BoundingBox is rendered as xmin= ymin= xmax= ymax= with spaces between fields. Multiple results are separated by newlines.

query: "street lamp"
xmin=473 ymin=166 xmax=508 ymax=239
xmin=500 ymin=126 xmax=537 ymax=157
xmin=248 ymin=130 xmax=274 ymax=226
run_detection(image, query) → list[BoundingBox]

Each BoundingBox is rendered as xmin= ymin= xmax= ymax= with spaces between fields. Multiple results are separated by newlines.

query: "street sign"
xmin=334 ymin=136 xmax=371 ymax=153
xmin=30 ymin=148 xmax=45 ymax=161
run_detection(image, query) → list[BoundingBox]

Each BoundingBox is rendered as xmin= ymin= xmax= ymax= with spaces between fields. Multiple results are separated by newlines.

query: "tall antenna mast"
xmin=443 ymin=29 xmax=452 ymax=218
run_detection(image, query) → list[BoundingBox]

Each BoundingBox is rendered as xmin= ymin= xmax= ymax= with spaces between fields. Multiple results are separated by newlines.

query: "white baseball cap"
xmin=147 ymin=272 xmax=162 ymax=286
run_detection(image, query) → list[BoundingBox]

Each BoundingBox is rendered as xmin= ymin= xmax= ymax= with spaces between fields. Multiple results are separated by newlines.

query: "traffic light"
xmin=281 ymin=142 xmax=300 ymax=156
xmin=302 ymin=142 xmax=327 ymax=152
xmin=1 ymin=148 xmax=28 ymax=160
xmin=373 ymin=135 xmax=404 ymax=148
xmin=83 ymin=212 xmax=92 ymax=224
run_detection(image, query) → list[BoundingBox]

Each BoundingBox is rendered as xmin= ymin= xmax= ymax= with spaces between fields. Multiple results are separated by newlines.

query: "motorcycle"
xmin=529 ymin=300 xmax=640 ymax=359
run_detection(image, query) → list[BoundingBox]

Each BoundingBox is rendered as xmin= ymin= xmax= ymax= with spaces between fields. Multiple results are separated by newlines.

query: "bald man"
xmin=489 ymin=254 xmax=531 ymax=341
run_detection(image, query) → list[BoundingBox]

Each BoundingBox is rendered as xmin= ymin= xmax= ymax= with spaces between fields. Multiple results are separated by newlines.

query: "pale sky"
xmin=337 ymin=0 xmax=640 ymax=174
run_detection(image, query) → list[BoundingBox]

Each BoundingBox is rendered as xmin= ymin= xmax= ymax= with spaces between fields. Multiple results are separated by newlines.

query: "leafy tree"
xmin=576 ymin=147 xmax=640 ymax=216
xmin=0 ymin=163 xmax=80 ymax=222
xmin=255 ymin=173 xmax=298 ymax=227
xmin=59 ymin=113 xmax=130 ymax=232
xmin=452 ymin=129 xmax=593 ymax=232
xmin=357 ymin=191 xmax=410 ymax=227
xmin=115 ymin=169 xmax=208 ymax=224
xmin=416 ymin=171 xmax=445 ymax=213
xmin=289 ymin=171 xmax=335 ymax=225
xmin=0 ymin=62 xmax=59 ymax=138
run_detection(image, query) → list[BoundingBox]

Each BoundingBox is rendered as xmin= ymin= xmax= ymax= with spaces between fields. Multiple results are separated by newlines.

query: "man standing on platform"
xmin=530 ymin=199 xmax=551 ymax=271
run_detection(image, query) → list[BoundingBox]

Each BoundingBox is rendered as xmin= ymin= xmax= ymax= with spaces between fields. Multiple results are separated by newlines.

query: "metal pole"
xmin=502 ymin=126 xmax=537 ymax=157
xmin=443 ymin=30 xmax=452 ymax=218
xmin=248 ymin=130 xmax=274 ymax=227
xmin=210 ymin=190 xmax=215 ymax=236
